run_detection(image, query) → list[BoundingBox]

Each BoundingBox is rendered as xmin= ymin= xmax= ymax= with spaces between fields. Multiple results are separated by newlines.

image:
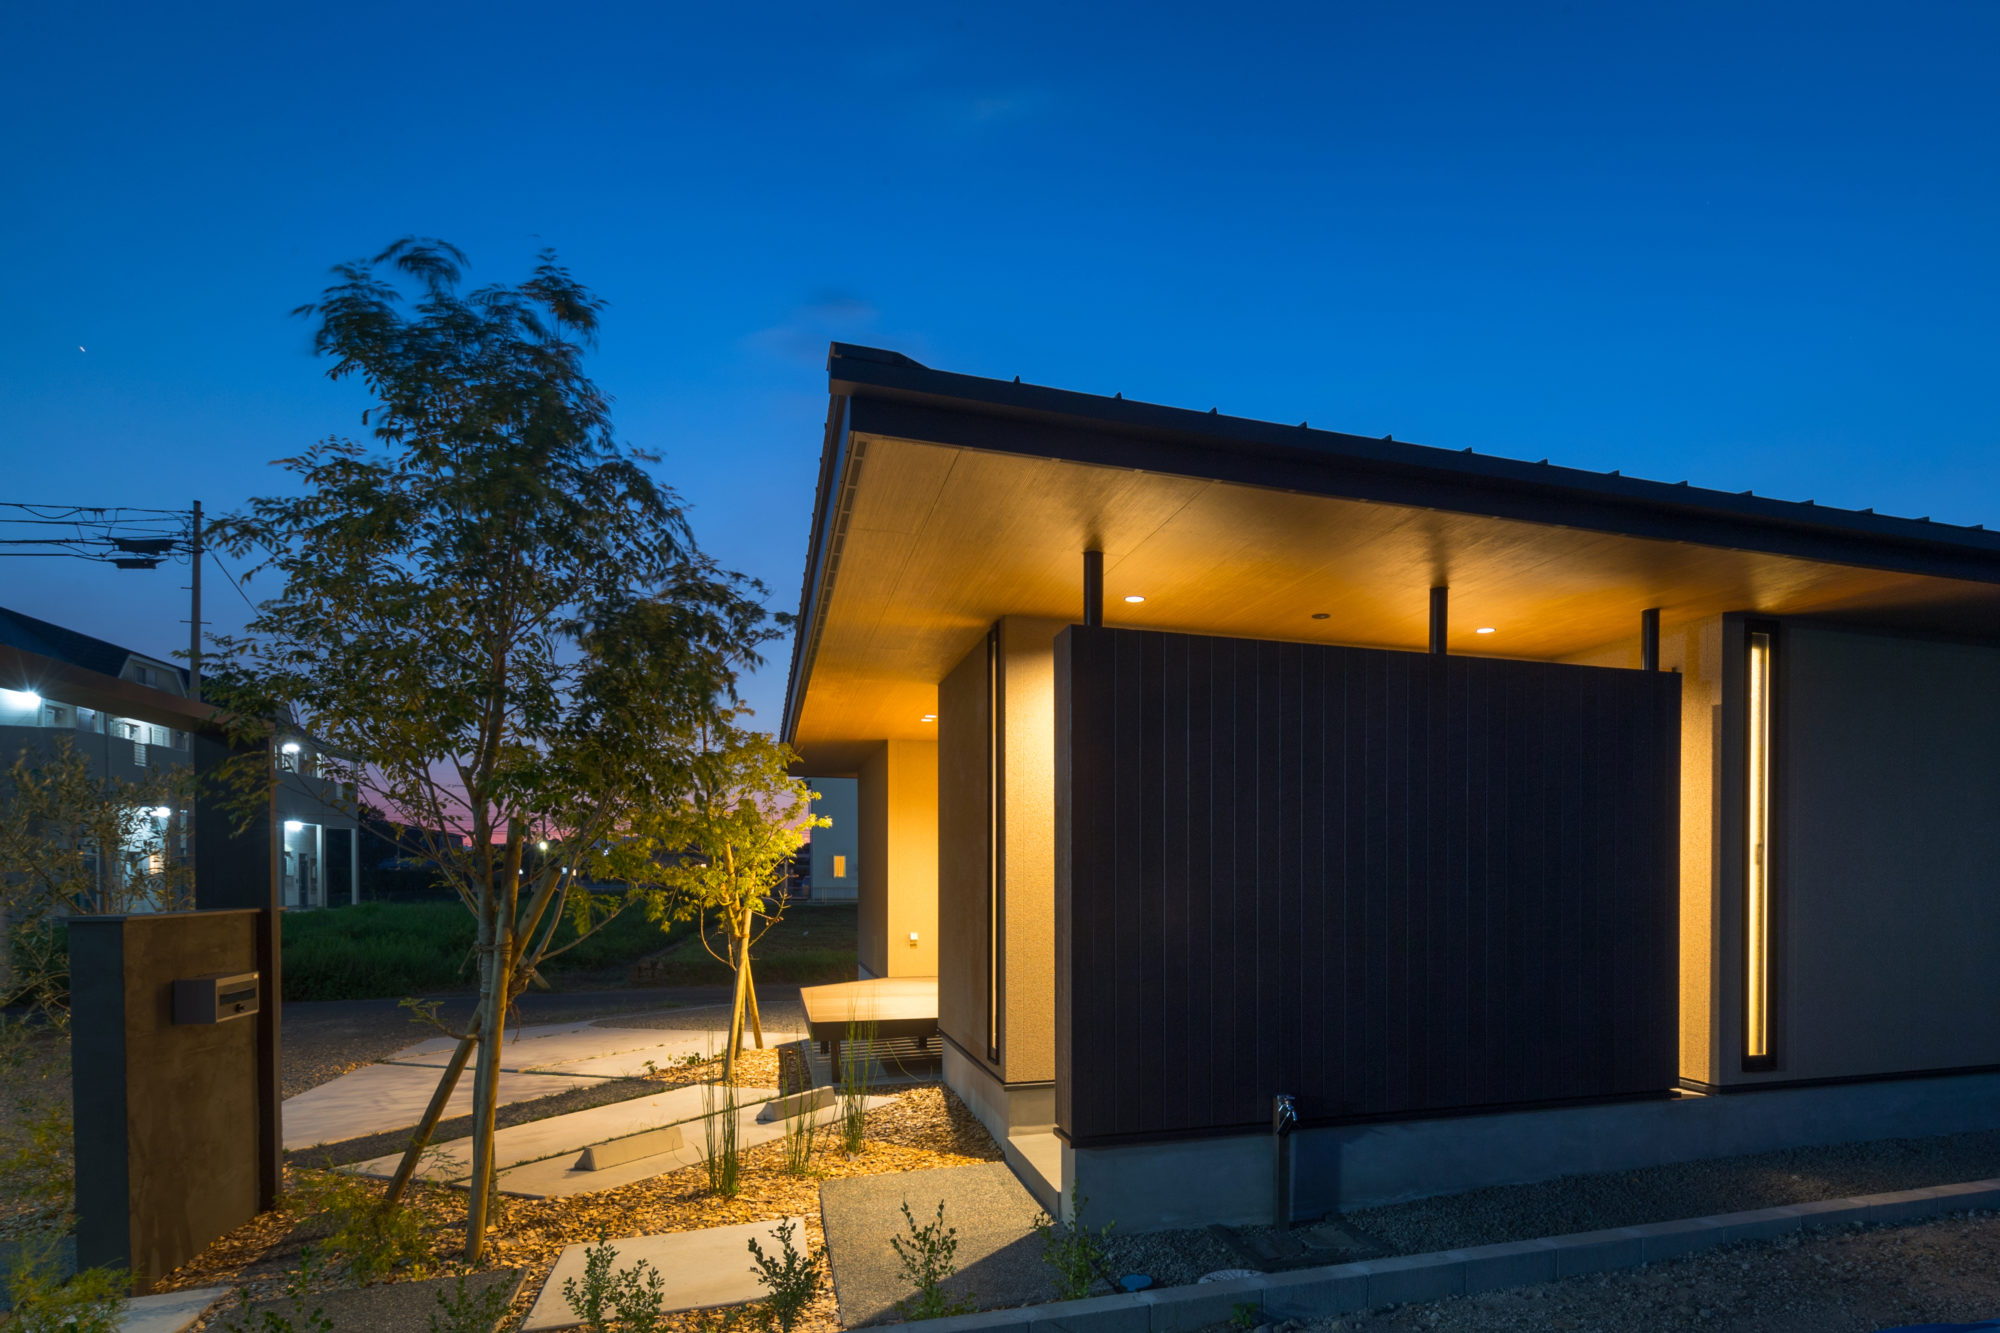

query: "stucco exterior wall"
xmin=937 ymin=617 xmax=1062 ymax=1115
xmin=937 ymin=639 xmax=991 ymax=1059
xmin=1757 ymin=625 xmax=2000 ymax=1081
xmin=856 ymin=739 xmax=938 ymax=978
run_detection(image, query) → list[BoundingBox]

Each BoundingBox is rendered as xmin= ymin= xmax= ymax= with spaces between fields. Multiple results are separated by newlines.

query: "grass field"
xmin=280 ymin=898 xmax=859 ymax=1001
xmin=280 ymin=896 xmax=677 ymax=1001
xmin=627 ymin=903 xmax=857 ymax=987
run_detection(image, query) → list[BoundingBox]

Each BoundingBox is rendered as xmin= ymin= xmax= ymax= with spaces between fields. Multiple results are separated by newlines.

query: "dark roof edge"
xmin=824 ymin=342 xmax=2000 ymax=570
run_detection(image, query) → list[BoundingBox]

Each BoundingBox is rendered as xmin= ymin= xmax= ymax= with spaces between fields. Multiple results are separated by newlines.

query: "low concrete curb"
xmin=911 ymin=1178 xmax=2000 ymax=1333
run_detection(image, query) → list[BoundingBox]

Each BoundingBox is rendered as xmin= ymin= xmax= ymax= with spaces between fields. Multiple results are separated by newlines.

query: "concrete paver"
xmin=281 ymin=1063 xmax=599 ymax=1150
xmin=496 ymin=1094 xmax=897 ymax=1199
xmin=119 ymin=1286 xmax=229 ymax=1333
xmin=521 ymin=1218 xmax=807 ymax=1330
xmin=342 ymin=1082 xmax=778 ymax=1182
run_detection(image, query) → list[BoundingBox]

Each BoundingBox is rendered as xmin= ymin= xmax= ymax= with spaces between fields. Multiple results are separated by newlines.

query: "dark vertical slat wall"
xmin=1055 ymin=626 xmax=1680 ymax=1145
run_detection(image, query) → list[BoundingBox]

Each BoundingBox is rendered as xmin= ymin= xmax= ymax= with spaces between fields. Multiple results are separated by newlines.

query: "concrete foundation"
xmin=1066 ymin=1070 xmax=2000 ymax=1233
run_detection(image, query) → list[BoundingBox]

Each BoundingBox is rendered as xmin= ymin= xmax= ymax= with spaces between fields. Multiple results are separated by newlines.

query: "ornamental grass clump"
xmin=703 ymin=1073 xmax=742 ymax=1198
xmin=837 ymin=1017 xmax=877 ymax=1154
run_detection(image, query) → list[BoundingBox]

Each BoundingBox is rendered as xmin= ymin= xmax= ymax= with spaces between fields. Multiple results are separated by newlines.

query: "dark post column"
xmin=1641 ymin=607 xmax=1661 ymax=672
xmin=1429 ymin=586 xmax=1449 ymax=654
xmin=193 ymin=733 xmax=282 ymax=1211
xmin=1082 ymin=550 xmax=1104 ymax=628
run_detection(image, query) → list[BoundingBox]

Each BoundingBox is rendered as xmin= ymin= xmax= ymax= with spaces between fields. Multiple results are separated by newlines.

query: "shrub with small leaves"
xmin=428 ymin=1272 xmax=517 ymax=1333
xmin=563 ymin=1237 xmax=668 ymax=1333
xmin=1 ymin=1235 xmax=126 ymax=1333
xmin=285 ymin=1169 xmax=431 ymax=1284
xmin=747 ymin=1217 xmax=821 ymax=1333
xmin=890 ymin=1199 xmax=977 ymax=1320
xmin=1032 ymin=1182 xmax=1116 ymax=1301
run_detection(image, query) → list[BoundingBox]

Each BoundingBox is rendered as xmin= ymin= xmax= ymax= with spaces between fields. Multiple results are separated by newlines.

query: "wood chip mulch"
xmin=157 ymin=1080 xmax=1002 ymax=1332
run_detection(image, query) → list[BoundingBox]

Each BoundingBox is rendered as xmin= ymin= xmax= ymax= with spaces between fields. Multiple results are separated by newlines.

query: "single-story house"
xmin=781 ymin=343 xmax=2000 ymax=1229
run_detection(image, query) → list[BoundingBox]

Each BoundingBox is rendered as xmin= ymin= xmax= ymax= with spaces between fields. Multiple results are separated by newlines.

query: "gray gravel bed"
xmin=285 ymin=1075 xmax=663 ymax=1169
xmin=1339 ymin=1126 xmax=2000 ymax=1256
xmin=1310 ymin=1211 xmax=2000 ymax=1333
xmin=1115 ymin=1127 xmax=2000 ymax=1293
xmin=279 ymin=985 xmax=728 ymax=1098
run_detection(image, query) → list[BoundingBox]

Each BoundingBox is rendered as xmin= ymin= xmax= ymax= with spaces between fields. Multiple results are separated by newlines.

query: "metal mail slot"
xmin=172 ymin=971 xmax=260 ymax=1025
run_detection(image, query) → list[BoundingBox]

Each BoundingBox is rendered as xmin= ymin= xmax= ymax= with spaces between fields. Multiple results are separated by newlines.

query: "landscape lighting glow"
xmin=1746 ymin=630 xmax=1773 ymax=1062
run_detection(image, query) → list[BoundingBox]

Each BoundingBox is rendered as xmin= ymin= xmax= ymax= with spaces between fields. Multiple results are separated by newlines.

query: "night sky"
xmin=4 ymin=2 xmax=1996 ymax=726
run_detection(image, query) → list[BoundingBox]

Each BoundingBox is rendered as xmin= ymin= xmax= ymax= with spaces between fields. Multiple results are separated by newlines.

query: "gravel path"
xmin=279 ymin=984 xmax=733 ymax=1097
xmin=1309 ymin=1212 xmax=2000 ymax=1332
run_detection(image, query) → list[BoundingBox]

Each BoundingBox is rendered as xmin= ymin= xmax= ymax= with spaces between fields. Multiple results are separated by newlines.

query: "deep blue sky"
xmin=4 ymin=1 xmax=1996 ymax=726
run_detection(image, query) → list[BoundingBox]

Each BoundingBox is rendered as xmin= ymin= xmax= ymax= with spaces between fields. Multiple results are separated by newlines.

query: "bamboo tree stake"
xmin=382 ymin=1021 xmax=480 ymax=1206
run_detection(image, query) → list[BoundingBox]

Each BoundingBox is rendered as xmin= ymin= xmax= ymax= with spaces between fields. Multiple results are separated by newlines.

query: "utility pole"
xmin=188 ymin=500 xmax=203 ymax=701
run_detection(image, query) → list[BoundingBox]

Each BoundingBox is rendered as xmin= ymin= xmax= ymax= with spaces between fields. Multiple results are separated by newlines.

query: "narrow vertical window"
xmin=1745 ymin=627 xmax=1774 ymax=1066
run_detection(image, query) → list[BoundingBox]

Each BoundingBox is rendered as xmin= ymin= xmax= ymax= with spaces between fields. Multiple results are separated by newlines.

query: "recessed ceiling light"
xmin=1476 ymin=627 xmax=1496 ymax=634
xmin=1310 ymin=613 xmax=1330 ymax=620
xmin=1123 ymin=595 xmax=1146 ymax=603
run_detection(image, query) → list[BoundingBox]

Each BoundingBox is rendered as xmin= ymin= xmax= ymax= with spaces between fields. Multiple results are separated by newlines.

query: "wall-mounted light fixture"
xmin=281 ymin=742 xmax=300 ymax=755
xmin=1476 ymin=627 xmax=1496 ymax=635
xmin=1123 ymin=595 xmax=1146 ymax=603
xmin=283 ymin=820 xmax=305 ymax=833
xmin=921 ymin=714 xmax=937 ymax=721
xmin=0 ymin=689 xmax=41 ymax=709
xmin=1745 ymin=625 xmax=1775 ymax=1067
xmin=151 ymin=806 xmax=173 ymax=819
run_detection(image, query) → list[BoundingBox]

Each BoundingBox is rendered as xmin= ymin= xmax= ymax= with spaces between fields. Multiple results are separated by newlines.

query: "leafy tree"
xmin=209 ymin=239 xmax=775 ymax=1259
xmin=635 ymin=715 xmax=825 ymax=1087
xmin=0 ymin=737 xmax=194 ymax=1014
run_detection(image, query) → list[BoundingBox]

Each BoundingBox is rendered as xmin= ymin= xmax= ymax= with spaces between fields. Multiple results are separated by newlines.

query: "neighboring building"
xmin=782 ymin=344 xmax=2000 ymax=1228
xmin=806 ymin=776 xmax=858 ymax=901
xmin=0 ymin=605 xmax=360 ymax=909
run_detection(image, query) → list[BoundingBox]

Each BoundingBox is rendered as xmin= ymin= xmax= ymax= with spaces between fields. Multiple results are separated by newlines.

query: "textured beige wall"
xmin=998 ymin=616 xmax=1065 ymax=1086
xmin=936 ymin=639 xmax=990 ymax=1060
xmin=1562 ymin=615 xmax=1723 ymax=1085
xmin=856 ymin=739 xmax=939 ymax=979
xmin=932 ymin=618 xmax=1062 ymax=1087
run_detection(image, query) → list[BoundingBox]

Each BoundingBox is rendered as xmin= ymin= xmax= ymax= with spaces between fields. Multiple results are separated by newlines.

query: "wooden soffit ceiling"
xmin=788 ymin=432 xmax=2000 ymax=773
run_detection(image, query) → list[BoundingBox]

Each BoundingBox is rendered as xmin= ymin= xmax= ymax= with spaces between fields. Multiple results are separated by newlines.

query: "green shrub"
xmin=428 ymin=1272 xmax=516 ymax=1333
xmin=1033 ymin=1183 xmax=1115 ymax=1300
xmin=286 ymin=1169 xmax=431 ymax=1282
xmin=747 ymin=1217 xmax=820 ymax=1333
xmin=890 ymin=1200 xmax=977 ymax=1320
xmin=2 ymin=1235 xmax=126 ymax=1333
xmin=562 ymin=1238 xmax=666 ymax=1333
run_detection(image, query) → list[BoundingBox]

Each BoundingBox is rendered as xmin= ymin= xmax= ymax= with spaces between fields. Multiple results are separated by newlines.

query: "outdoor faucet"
xmin=1272 ymin=1093 xmax=1298 ymax=1229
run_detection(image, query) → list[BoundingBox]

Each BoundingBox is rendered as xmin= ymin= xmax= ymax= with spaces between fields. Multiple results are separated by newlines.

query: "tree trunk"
xmin=382 ymin=1021 xmax=480 ymax=1206
xmin=723 ymin=911 xmax=751 ymax=1087
xmin=464 ymin=915 xmax=504 ymax=1260
xmin=745 ymin=952 xmax=764 ymax=1050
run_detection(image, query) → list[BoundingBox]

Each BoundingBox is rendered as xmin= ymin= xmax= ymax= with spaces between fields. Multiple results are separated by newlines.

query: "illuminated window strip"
xmin=1745 ymin=630 xmax=1773 ymax=1063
